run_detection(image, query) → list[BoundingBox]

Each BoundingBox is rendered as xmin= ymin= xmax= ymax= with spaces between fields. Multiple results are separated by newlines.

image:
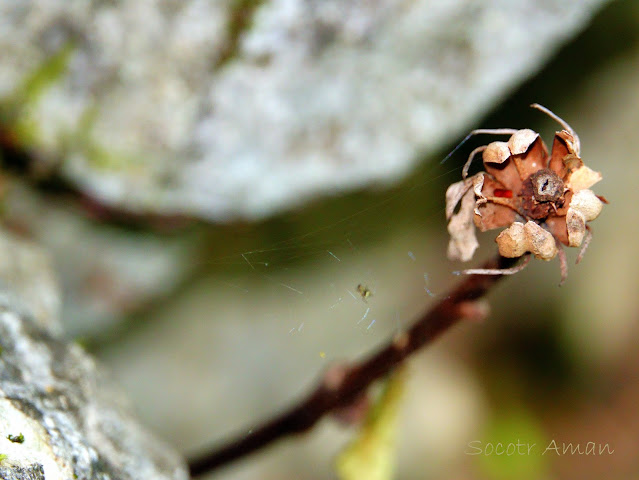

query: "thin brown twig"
xmin=188 ymin=254 xmax=520 ymax=477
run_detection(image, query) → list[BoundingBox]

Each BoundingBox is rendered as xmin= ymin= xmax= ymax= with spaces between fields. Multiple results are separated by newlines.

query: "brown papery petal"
xmin=512 ymin=136 xmax=548 ymax=180
xmin=554 ymin=190 xmax=573 ymax=217
xmin=484 ymin=158 xmax=523 ymax=195
xmin=477 ymin=173 xmax=506 ymax=196
xmin=544 ymin=216 xmax=569 ymax=246
xmin=474 ymin=203 xmax=517 ymax=232
xmin=549 ymin=131 xmax=582 ymax=178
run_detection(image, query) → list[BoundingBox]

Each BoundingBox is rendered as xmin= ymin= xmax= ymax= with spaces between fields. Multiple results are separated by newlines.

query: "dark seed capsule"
xmin=529 ymin=168 xmax=564 ymax=203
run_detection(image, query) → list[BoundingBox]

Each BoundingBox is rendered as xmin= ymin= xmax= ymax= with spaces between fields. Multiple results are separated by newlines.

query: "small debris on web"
xmin=356 ymin=284 xmax=372 ymax=302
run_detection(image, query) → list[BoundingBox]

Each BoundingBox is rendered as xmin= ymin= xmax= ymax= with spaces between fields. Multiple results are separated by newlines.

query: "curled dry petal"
xmin=566 ymin=189 xmax=604 ymax=247
xmin=524 ymin=221 xmax=559 ymax=260
xmin=483 ymin=141 xmax=511 ymax=164
xmin=495 ymin=222 xmax=527 ymax=258
xmin=472 ymin=173 xmax=485 ymax=215
xmin=496 ymin=221 xmax=558 ymax=260
xmin=472 ymin=173 xmax=485 ymax=198
xmin=445 ymin=178 xmax=473 ymax=220
xmin=570 ymin=189 xmax=604 ymax=221
xmin=447 ymin=186 xmax=479 ymax=261
xmin=508 ymin=129 xmax=539 ymax=155
xmin=566 ymin=210 xmax=587 ymax=247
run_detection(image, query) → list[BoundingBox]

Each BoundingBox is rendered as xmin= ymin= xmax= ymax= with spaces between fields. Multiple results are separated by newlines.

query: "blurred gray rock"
xmin=1 ymin=0 xmax=609 ymax=221
xmin=4 ymin=181 xmax=202 ymax=338
xmin=0 ymin=229 xmax=60 ymax=334
xmin=0 ymin=228 xmax=188 ymax=480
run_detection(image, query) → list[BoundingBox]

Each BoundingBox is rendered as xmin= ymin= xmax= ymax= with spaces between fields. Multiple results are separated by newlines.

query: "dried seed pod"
xmin=529 ymin=169 xmax=564 ymax=203
xmin=444 ymin=104 xmax=605 ymax=281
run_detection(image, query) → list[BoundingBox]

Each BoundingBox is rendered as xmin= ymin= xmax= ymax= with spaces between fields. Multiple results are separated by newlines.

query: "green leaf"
xmin=1 ymin=43 xmax=74 ymax=146
xmin=14 ymin=43 xmax=74 ymax=105
xmin=335 ymin=367 xmax=407 ymax=480
xmin=476 ymin=408 xmax=549 ymax=480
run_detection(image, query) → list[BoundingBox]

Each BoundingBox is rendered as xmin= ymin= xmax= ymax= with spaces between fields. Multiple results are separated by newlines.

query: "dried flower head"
xmin=445 ymin=104 xmax=607 ymax=283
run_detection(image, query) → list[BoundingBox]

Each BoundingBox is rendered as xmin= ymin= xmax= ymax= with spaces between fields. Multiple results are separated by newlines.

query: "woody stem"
xmin=188 ymin=254 xmax=519 ymax=477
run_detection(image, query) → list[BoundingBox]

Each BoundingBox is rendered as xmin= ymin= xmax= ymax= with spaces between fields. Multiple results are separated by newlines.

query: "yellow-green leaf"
xmin=476 ymin=408 xmax=549 ymax=480
xmin=335 ymin=367 xmax=407 ymax=480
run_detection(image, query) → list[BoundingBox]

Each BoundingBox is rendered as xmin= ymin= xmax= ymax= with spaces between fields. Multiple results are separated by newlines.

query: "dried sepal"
xmin=565 ymin=165 xmax=602 ymax=192
xmin=473 ymin=171 xmax=518 ymax=232
xmin=530 ymin=103 xmax=581 ymax=155
xmin=496 ymin=221 xmax=558 ymax=260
